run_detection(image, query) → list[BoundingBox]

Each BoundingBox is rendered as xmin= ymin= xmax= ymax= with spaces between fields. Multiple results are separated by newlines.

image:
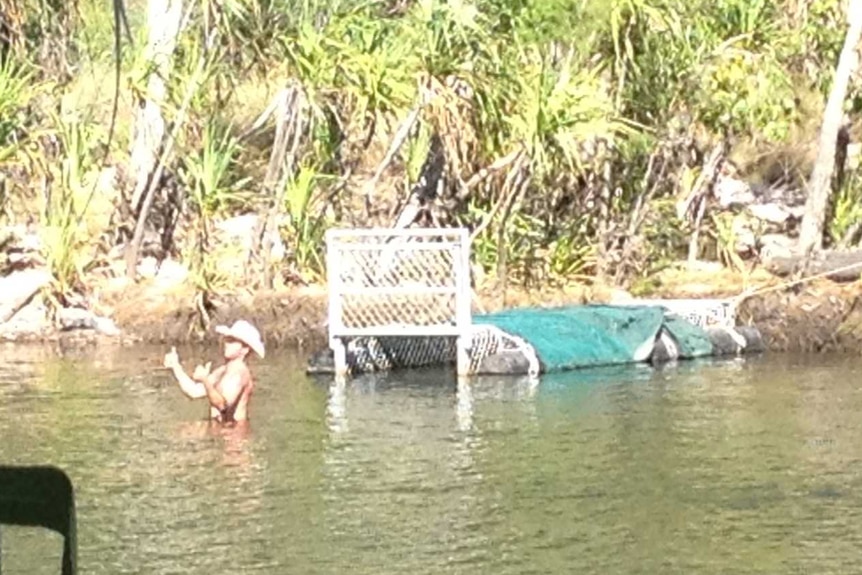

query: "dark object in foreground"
xmin=0 ymin=465 xmax=77 ymax=575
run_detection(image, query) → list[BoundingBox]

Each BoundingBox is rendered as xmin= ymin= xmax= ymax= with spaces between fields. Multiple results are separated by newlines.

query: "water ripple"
xmin=3 ymin=352 xmax=862 ymax=573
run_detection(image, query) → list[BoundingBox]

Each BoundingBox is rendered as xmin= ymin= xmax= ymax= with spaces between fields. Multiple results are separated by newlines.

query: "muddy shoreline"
xmin=14 ymin=268 xmax=862 ymax=359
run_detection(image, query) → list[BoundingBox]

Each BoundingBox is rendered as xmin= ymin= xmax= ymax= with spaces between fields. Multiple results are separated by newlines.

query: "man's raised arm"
xmin=164 ymin=347 xmax=207 ymax=399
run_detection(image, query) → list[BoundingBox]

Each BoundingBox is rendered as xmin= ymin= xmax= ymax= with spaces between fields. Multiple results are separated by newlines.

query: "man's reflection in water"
xmin=175 ymin=419 xmax=255 ymax=470
xmin=168 ymin=419 xmax=269 ymax=570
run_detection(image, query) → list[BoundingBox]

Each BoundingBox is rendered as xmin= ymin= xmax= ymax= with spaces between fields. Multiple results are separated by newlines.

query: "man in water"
xmin=163 ymin=320 xmax=265 ymax=424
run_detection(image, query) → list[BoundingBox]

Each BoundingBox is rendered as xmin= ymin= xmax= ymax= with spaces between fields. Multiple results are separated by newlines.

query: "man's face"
xmin=223 ymin=336 xmax=249 ymax=360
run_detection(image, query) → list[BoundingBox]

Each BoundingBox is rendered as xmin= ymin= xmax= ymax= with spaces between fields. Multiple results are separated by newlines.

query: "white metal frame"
xmin=633 ymin=298 xmax=736 ymax=328
xmin=325 ymin=227 xmax=473 ymax=377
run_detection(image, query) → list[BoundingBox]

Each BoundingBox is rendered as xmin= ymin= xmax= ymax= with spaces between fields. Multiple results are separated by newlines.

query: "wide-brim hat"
xmin=215 ymin=320 xmax=265 ymax=358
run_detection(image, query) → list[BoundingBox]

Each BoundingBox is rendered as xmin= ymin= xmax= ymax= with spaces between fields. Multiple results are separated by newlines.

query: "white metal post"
xmin=455 ymin=228 xmax=472 ymax=377
xmin=326 ymin=230 xmax=348 ymax=377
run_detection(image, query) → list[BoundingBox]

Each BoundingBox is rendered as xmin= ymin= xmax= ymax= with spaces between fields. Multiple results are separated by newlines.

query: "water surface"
xmin=1 ymin=345 xmax=862 ymax=574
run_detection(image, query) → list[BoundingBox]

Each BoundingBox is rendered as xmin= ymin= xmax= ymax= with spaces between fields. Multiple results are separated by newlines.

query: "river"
xmin=1 ymin=344 xmax=861 ymax=574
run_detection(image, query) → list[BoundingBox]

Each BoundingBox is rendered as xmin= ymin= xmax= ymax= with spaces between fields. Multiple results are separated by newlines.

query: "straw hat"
xmin=215 ymin=320 xmax=265 ymax=358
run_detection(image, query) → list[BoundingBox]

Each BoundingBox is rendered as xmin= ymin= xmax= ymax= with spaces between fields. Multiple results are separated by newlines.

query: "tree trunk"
xmin=595 ymin=141 xmax=613 ymax=282
xmin=123 ymin=0 xmax=182 ymax=276
xmin=798 ymin=0 xmax=862 ymax=257
xmin=389 ymin=133 xmax=446 ymax=229
xmin=245 ymin=82 xmax=307 ymax=288
xmin=763 ymin=248 xmax=862 ymax=282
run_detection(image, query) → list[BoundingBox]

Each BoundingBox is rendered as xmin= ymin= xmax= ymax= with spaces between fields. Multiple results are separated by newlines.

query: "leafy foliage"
xmin=0 ymin=0 xmax=856 ymax=294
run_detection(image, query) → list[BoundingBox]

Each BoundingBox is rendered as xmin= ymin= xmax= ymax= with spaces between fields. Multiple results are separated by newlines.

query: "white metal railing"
xmin=325 ymin=227 xmax=473 ymax=376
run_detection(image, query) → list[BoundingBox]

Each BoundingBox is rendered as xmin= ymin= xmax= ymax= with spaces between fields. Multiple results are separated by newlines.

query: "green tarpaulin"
xmin=662 ymin=313 xmax=714 ymax=359
xmin=474 ymin=304 xmax=714 ymax=372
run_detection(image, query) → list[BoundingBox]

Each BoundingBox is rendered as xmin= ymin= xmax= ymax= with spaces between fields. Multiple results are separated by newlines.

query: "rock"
xmin=0 ymin=269 xmax=53 ymax=323
xmin=753 ymin=184 xmax=806 ymax=207
xmin=14 ymin=231 xmax=42 ymax=253
xmin=758 ymin=234 xmax=798 ymax=261
xmin=707 ymin=174 xmax=809 ymax=266
xmin=476 ymin=350 xmax=533 ymax=374
xmin=747 ymin=203 xmax=801 ymax=226
xmin=57 ymin=307 xmax=121 ymax=336
xmin=848 ymin=143 xmax=862 ymax=171
xmin=57 ymin=307 xmax=97 ymax=331
xmin=129 ymin=253 xmax=189 ymax=286
xmin=0 ymin=296 xmax=51 ymax=340
xmin=94 ymin=316 xmax=121 ymax=336
xmin=154 ymin=258 xmax=188 ymax=287
xmin=1 ymin=226 xmax=42 ymax=257
xmin=731 ymin=216 xmax=758 ymax=256
xmin=0 ymin=228 xmax=13 ymax=249
xmin=137 ymin=256 xmax=159 ymax=279
xmin=216 ymin=215 xmax=286 ymax=253
xmin=715 ymin=176 xmax=756 ymax=209
xmin=7 ymin=250 xmax=44 ymax=268
xmin=706 ymin=326 xmax=747 ymax=355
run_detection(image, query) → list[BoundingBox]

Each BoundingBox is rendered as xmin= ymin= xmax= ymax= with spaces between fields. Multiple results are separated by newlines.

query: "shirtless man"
xmin=163 ymin=320 xmax=265 ymax=424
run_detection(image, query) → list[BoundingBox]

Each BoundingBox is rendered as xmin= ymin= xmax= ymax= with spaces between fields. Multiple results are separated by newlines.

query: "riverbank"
xmin=6 ymin=260 xmax=861 ymax=357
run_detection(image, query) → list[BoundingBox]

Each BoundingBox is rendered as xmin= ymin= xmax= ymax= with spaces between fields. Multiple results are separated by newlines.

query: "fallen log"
xmin=763 ymin=249 xmax=862 ymax=282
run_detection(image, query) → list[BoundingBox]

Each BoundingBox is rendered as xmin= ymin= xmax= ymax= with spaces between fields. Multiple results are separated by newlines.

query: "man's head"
xmin=215 ymin=320 xmax=265 ymax=361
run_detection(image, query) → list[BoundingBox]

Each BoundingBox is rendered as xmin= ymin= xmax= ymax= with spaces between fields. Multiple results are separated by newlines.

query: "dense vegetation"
xmin=0 ymin=0 xmax=857 ymax=305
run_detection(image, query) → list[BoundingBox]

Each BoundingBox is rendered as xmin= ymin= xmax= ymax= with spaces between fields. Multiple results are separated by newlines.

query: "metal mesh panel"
xmin=337 ymin=246 xmax=457 ymax=288
xmin=345 ymin=336 xmax=458 ymax=374
xmin=340 ymin=326 xmax=541 ymax=377
xmin=633 ymin=298 xmax=736 ymax=328
xmin=327 ymin=229 xmax=470 ymax=338
xmin=326 ymin=228 xmax=472 ymax=376
xmin=341 ymin=293 xmax=457 ymax=329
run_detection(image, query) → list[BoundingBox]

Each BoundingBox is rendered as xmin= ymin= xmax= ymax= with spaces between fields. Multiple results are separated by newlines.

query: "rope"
xmin=730 ymin=258 xmax=862 ymax=307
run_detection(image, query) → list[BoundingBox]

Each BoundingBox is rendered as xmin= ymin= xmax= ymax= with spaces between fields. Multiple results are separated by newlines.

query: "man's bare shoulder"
xmin=224 ymin=361 xmax=252 ymax=381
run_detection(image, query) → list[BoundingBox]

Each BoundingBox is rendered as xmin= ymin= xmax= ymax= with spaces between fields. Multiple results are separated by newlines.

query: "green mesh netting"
xmin=662 ymin=314 xmax=714 ymax=358
xmin=474 ymin=304 xmax=714 ymax=372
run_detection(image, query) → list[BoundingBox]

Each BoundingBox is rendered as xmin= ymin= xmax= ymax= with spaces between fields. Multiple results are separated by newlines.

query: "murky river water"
xmin=2 ymin=344 xmax=862 ymax=574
